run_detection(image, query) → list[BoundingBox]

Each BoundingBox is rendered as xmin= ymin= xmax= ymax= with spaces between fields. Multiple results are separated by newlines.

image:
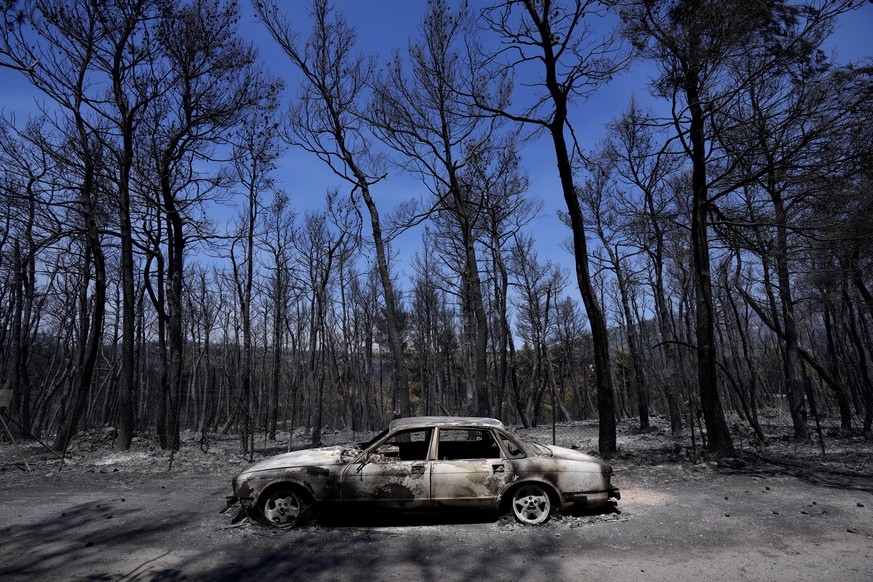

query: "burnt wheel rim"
xmin=512 ymin=484 xmax=551 ymax=525
xmin=262 ymin=489 xmax=302 ymax=528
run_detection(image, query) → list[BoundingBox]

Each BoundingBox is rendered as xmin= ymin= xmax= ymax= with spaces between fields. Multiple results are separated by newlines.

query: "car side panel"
xmin=234 ymin=464 xmax=343 ymax=517
xmin=430 ymin=459 xmax=514 ymax=510
xmin=508 ymin=457 xmax=612 ymax=508
xmin=339 ymin=460 xmax=431 ymax=510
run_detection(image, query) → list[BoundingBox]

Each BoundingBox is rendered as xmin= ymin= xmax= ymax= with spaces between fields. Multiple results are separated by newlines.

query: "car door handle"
xmin=411 ymin=464 xmax=426 ymax=475
xmin=492 ymin=464 xmax=505 ymax=473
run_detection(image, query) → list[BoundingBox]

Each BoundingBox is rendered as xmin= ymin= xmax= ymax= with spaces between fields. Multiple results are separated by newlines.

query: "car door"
xmin=340 ymin=428 xmax=433 ymax=511
xmin=430 ymin=428 xmax=514 ymax=511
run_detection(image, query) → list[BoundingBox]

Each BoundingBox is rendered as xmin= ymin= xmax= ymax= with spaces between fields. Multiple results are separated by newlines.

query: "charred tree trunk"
xmin=685 ymin=71 xmax=734 ymax=457
xmin=55 ymin=175 xmax=106 ymax=454
xmin=160 ymin=157 xmax=185 ymax=452
xmin=523 ymin=1 xmax=616 ymax=456
xmin=823 ymin=303 xmax=853 ymax=431
xmin=359 ymin=183 xmax=411 ymax=418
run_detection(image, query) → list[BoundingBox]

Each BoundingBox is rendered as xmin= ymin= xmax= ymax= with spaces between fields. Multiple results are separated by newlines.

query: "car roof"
xmin=388 ymin=416 xmax=506 ymax=431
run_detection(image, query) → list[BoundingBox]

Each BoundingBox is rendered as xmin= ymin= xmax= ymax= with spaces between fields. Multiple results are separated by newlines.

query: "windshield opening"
xmin=359 ymin=428 xmax=389 ymax=450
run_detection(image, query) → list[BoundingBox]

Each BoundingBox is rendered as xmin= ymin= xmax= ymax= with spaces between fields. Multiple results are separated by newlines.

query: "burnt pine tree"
xmin=254 ymin=0 xmax=412 ymax=418
xmin=614 ymin=0 xmax=863 ymax=455
xmin=147 ymin=0 xmax=278 ymax=450
xmin=480 ymin=0 xmax=629 ymax=457
xmin=1 ymin=0 xmax=109 ymax=454
xmin=91 ymin=0 xmax=162 ymax=452
xmin=607 ymin=99 xmax=686 ymax=436
xmin=369 ymin=0 xmax=500 ymax=417
xmin=579 ymin=149 xmax=651 ymax=431
xmin=230 ymin=105 xmax=281 ymax=457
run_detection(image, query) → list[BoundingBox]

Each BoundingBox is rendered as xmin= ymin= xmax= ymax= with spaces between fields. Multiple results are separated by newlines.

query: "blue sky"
xmin=3 ymin=0 xmax=872 ymax=304
xmin=241 ymin=0 xmax=872 ymax=296
xmin=239 ymin=0 xmax=655 ymax=288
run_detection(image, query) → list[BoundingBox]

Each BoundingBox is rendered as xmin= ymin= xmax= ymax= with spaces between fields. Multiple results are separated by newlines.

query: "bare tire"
xmin=511 ymin=483 xmax=551 ymax=525
xmin=261 ymin=488 xmax=307 ymax=528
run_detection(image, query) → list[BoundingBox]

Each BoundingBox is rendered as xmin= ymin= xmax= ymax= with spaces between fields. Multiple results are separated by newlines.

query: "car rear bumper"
xmin=562 ymin=487 xmax=620 ymax=508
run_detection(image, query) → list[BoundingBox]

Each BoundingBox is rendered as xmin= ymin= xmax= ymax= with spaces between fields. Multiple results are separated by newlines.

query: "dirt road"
xmin=1 ymin=457 xmax=871 ymax=581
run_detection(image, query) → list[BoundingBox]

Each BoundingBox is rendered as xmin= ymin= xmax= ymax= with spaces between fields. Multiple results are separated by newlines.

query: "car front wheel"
xmin=261 ymin=488 xmax=307 ymax=528
xmin=511 ymin=483 xmax=551 ymax=525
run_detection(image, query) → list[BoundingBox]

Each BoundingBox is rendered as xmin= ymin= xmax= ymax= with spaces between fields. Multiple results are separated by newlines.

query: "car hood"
xmin=243 ymin=445 xmax=352 ymax=473
xmin=540 ymin=444 xmax=612 ymax=470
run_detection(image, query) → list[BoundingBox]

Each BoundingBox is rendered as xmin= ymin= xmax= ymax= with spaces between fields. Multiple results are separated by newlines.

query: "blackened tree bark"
xmin=0 ymin=127 xmax=45 ymax=439
xmin=230 ymin=108 xmax=281 ymax=456
xmin=262 ymin=192 xmax=295 ymax=440
xmin=615 ymin=0 xmax=767 ymax=457
xmin=509 ymin=235 xmax=566 ymax=425
xmin=294 ymin=205 xmax=355 ymax=446
xmin=685 ymin=67 xmax=735 ymax=456
xmin=467 ymin=139 xmax=537 ymax=424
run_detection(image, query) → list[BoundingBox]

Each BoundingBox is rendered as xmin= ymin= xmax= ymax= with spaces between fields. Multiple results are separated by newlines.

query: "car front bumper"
xmin=220 ymin=496 xmax=247 ymax=524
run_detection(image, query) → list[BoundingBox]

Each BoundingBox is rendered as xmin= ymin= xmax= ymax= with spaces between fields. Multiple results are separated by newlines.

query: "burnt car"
xmin=224 ymin=416 xmax=619 ymax=527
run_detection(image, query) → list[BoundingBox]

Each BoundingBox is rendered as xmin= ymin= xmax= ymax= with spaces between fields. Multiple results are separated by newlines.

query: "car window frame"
xmin=433 ymin=426 xmax=506 ymax=461
xmin=352 ymin=424 xmax=533 ymax=464
xmin=495 ymin=429 xmax=529 ymax=459
xmin=356 ymin=427 xmax=435 ymax=463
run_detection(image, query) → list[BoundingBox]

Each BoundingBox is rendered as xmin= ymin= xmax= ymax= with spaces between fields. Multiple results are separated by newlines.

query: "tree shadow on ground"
xmin=0 ymin=500 xmax=197 ymax=580
xmin=180 ymin=523 xmax=576 ymax=582
xmin=717 ymin=451 xmax=873 ymax=493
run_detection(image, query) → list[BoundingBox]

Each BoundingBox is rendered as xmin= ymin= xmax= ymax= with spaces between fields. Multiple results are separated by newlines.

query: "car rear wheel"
xmin=511 ymin=483 xmax=551 ymax=525
xmin=261 ymin=488 xmax=308 ymax=528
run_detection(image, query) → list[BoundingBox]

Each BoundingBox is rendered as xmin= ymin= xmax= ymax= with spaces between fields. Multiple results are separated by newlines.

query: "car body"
xmin=225 ymin=416 xmax=620 ymax=526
